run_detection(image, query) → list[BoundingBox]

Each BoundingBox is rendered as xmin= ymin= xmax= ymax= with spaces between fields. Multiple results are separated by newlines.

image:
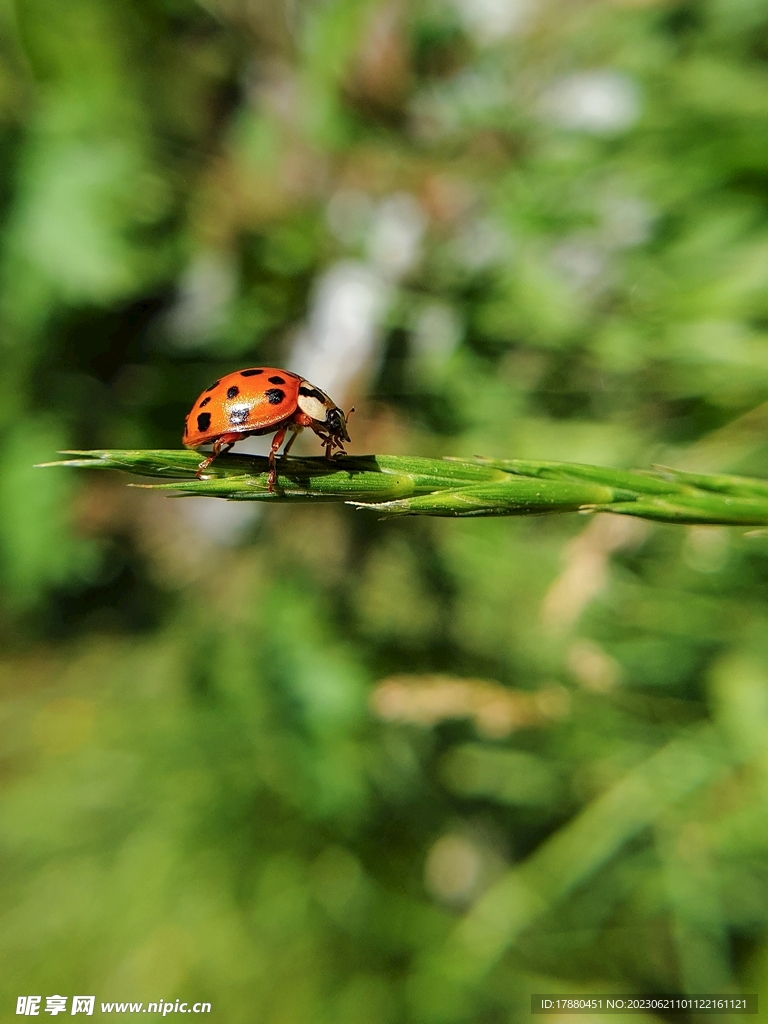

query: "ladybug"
xmin=183 ymin=367 xmax=352 ymax=490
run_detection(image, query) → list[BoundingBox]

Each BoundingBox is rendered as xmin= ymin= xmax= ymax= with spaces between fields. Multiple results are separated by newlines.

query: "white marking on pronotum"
xmin=296 ymin=390 xmax=330 ymax=423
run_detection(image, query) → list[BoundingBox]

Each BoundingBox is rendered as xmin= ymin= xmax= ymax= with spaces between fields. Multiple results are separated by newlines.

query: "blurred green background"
xmin=2 ymin=0 xmax=768 ymax=1020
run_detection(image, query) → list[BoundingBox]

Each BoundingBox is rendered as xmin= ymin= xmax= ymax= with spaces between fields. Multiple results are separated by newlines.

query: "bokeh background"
xmin=2 ymin=0 xmax=768 ymax=1020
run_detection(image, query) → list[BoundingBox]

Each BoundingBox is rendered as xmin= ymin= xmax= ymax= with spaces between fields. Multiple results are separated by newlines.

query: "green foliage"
xmin=1 ymin=0 xmax=768 ymax=1020
xmin=47 ymin=448 xmax=768 ymax=524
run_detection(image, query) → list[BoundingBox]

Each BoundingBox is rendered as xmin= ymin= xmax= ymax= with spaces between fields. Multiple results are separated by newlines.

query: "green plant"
xmin=44 ymin=450 xmax=768 ymax=525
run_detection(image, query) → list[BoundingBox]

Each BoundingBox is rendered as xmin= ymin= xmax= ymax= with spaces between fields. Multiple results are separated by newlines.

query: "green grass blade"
xmin=40 ymin=450 xmax=768 ymax=525
xmin=353 ymin=479 xmax=620 ymax=517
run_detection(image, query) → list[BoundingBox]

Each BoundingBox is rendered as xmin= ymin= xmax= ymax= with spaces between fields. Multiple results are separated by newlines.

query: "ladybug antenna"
xmin=346 ymin=406 xmax=355 ymax=420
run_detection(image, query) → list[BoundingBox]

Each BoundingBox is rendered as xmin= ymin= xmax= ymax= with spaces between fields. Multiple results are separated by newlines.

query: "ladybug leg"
xmin=326 ymin=433 xmax=347 ymax=457
xmin=196 ymin=437 xmax=234 ymax=478
xmin=311 ymin=429 xmax=332 ymax=458
xmin=281 ymin=425 xmax=303 ymax=459
xmin=268 ymin=427 xmax=288 ymax=492
xmin=308 ymin=423 xmax=346 ymax=460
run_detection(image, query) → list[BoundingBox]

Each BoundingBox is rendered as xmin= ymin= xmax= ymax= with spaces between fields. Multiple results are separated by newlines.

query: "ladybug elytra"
xmin=183 ymin=367 xmax=352 ymax=490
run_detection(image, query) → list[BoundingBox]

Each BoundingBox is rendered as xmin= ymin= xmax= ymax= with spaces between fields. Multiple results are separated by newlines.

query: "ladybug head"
xmin=325 ymin=405 xmax=351 ymax=443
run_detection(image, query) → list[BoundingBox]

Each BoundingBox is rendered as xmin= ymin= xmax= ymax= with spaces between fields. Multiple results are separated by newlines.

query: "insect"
xmin=183 ymin=367 xmax=352 ymax=491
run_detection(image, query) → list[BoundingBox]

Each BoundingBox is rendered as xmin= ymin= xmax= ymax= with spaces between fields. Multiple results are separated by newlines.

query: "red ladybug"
xmin=183 ymin=367 xmax=352 ymax=490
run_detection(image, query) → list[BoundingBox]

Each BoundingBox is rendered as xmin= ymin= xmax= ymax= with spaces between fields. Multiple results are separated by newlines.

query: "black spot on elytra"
xmin=184 ymin=422 xmax=188 ymax=437
xmin=205 ymin=379 xmax=220 ymax=392
xmin=298 ymin=386 xmax=325 ymax=402
xmin=240 ymin=368 xmax=264 ymax=377
xmin=226 ymin=385 xmax=239 ymax=399
xmin=268 ymin=375 xmax=286 ymax=385
xmin=197 ymin=412 xmax=212 ymax=432
xmin=229 ymin=406 xmax=249 ymax=425
xmin=199 ymin=396 xmax=211 ymax=407
xmin=265 ymin=388 xmax=285 ymax=405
